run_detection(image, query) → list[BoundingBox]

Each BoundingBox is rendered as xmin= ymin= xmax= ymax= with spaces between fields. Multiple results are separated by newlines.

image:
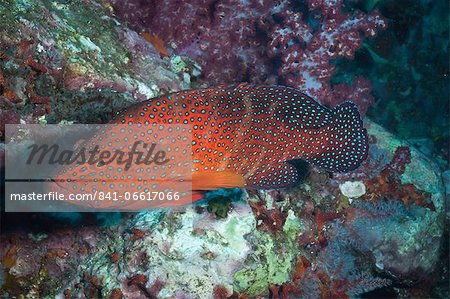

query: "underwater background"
xmin=0 ymin=0 xmax=448 ymax=298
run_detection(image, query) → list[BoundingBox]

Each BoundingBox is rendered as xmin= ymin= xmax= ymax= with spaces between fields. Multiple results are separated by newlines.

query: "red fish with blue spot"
xmin=49 ymin=83 xmax=368 ymax=209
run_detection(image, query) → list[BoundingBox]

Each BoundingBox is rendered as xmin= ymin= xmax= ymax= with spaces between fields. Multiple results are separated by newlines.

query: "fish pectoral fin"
xmin=192 ymin=171 xmax=245 ymax=190
xmin=192 ymin=191 xmax=206 ymax=202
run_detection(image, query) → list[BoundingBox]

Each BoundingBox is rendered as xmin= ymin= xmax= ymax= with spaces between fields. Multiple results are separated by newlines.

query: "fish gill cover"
xmin=0 ymin=0 xmax=448 ymax=298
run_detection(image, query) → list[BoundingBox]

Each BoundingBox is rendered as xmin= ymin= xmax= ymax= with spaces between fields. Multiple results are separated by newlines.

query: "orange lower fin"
xmin=192 ymin=171 xmax=245 ymax=190
xmin=192 ymin=191 xmax=205 ymax=203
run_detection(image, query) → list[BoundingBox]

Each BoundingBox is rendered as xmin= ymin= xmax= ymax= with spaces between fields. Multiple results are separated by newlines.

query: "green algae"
xmin=1 ymin=0 xmax=129 ymax=68
xmin=41 ymin=0 xmax=129 ymax=69
xmin=234 ymin=209 xmax=304 ymax=296
xmin=207 ymin=196 xmax=233 ymax=219
xmin=170 ymin=55 xmax=188 ymax=73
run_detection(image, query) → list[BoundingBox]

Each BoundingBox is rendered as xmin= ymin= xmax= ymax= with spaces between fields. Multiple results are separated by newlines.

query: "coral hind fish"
xmin=49 ymin=83 xmax=368 ymax=209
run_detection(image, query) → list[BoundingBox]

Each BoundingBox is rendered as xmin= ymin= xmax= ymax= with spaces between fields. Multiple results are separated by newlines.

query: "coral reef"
xmin=268 ymin=1 xmax=386 ymax=115
xmin=0 ymin=0 xmax=447 ymax=298
xmin=107 ymin=0 xmax=386 ymax=114
xmin=107 ymin=0 xmax=277 ymax=85
xmin=0 ymin=0 xmax=195 ymax=129
xmin=0 ymin=120 xmax=445 ymax=298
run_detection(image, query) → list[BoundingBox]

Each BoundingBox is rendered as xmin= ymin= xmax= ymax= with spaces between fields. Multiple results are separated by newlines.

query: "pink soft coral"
xmin=108 ymin=0 xmax=386 ymax=114
xmin=269 ymin=0 xmax=386 ymax=114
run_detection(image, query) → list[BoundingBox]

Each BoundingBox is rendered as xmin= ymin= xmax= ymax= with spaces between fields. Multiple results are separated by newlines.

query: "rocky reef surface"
xmin=0 ymin=0 xmax=197 ymax=131
xmin=0 ymin=120 xmax=446 ymax=298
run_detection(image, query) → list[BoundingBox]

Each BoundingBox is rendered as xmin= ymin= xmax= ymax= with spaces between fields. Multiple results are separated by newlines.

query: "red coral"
xmin=45 ymin=248 xmax=69 ymax=259
xmin=0 ymin=69 xmax=20 ymax=103
xmin=366 ymin=146 xmax=435 ymax=210
xmin=248 ymin=191 xmax=288 ymax=235
xmin=270 ymin=283 xmax=302 ymax=299
xmin=125 ymin=274 xmax=164 ymax=298
xmin=0 ymin=50 xmax=8 ymax=61
xmin=0 ymin=39 xmax=53 ymax=122
xmin=130 ymin=228 xmax=146 ymax=240
xmin=23 ymin=57 xmax=48 ymax=74
xmin=315 ymin=211 xmax=342 ymax=232
xmin=383 ymin=145 xmax=410 ymax=175
xmin=83 ymin=272 xmax=103 ymax=296
xmin=314 ymin=211 xmax=342 ymax=246
xmin=315 ymin=267 xmax=389 ymax=299
xmin=316 ymin=268 xmax=357 ymax=299
xmin=125 ymin=273 xmax=149 ymax=296
xmin=293 ymin=255 xmax=312 ymax=281
xmin=213 ymin=285 xmax=229 ymax=299
xmin=334 ymin=142 xmax=434 ymax=211
xmin=109 ymin=252 xmax=120 ymax=263
xmin=148 ymin=279 xmax=165 ymax=296
xmin=126 ymin=273 xmax=148 ymax=287
xmin=109 ymin=288 xmax=124 ymax=299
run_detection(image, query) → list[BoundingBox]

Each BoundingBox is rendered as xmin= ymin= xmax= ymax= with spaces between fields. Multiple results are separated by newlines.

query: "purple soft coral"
xmin=108 ymin=0 xmax=386 ymax=114
xmin=269 ymin=0 xmax=386 ymax=115
xmin=109 ymin=0 xmax=279 ymax=84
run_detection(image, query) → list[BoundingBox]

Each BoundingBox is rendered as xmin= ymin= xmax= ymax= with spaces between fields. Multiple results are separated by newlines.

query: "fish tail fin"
xmin=331 ymin=101 xmax=363 ymax=128
xmin=332 ymin=101 xmax=368 ymax=172
xmin=308 ymin=101 xmax=368 ymax=172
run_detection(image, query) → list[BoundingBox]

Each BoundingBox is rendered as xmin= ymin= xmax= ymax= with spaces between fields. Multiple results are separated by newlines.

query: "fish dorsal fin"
xmin=192 ymin=171 xmax=245 ymax=190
